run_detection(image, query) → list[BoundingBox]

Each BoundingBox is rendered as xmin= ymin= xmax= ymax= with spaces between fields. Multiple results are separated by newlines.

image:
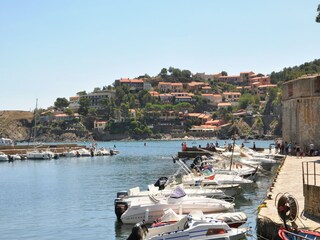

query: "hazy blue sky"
xmin=1 ymin=0 xmax=319 ymax=110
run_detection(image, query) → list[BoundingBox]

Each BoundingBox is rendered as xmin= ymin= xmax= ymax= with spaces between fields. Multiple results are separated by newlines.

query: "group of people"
xmin=274 ymin=139 xmax=318 ymax=157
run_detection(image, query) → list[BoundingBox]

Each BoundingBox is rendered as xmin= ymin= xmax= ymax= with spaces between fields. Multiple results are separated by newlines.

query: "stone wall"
xmin=303 ymin=184 xmax=320 ymax=219
xmin=282 ymin=75 xmax=320 ymax=150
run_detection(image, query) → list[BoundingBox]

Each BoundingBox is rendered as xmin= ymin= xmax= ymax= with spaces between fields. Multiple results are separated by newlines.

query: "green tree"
xmin=138 ymin=90 xmax=154 ymax=107
xmin=181 ymin=70 xmax=192 ymax=78
xmin=221 ymin=71 xmax=228 ymax=76
xmin=137 ymin=74 xmax=150 ymax=79
xmin=64 ymin=108 xmax=74 ymax=116
xmin=172 ymin=68 xmax=182 ymax=78
xmin=54 ymin=97 xmax=69 ymax=109
xmin=159 ymin=68 xmax=168 ymax=77
xmin=78 ymin=98 xmax=91 ymax=115
xmin=316 ymin=4 xmax=320 ymax=23
xmin=238 ymin=93 xmax=257 ymax=109
xmin=120 ymin=103 xmax=130 ymax=120
xmin=77 ymin=91 xmax=87 ymax=96
xmin=174 ymin=102 xmax=194 ymax=112
xmin=115 ymin=86 xmax=127 ymax=106
xmin=145 ymin=103 xmax=162 ymax=112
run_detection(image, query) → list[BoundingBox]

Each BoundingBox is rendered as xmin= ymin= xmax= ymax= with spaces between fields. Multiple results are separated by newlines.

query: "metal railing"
xmin=302 ymin=160 xmax=320 ymax=186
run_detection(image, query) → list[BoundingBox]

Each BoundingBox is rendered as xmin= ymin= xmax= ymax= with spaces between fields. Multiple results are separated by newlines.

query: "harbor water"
xmin=0 ymin=139 xmax=276 ymax=240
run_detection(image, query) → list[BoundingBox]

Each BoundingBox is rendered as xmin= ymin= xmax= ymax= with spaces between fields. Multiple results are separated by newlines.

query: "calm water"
xmin=0 ymin=139 xmax=276 ymax=240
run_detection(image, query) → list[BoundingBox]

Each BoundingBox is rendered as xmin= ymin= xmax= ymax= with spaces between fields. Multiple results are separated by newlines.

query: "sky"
xmin=1 ymin=0 xmax=319 ymax=111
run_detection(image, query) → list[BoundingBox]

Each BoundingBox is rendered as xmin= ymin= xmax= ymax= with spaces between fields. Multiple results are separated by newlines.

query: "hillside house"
xmin=114 ymin=78 xmax=144 ymax=91
xmin=201 ymin=86 xmax=212 ymax=94
xmin=218 ymin=75 xmax=241 ymax=85
xmin=149 ymin=90 xmax=160 ymax=97
xmin=185 ymin=81 xmax=210 ymax=92
xmin=171 ymin=92 xmax=195 ymax=103
xmin=240 ymin=72 xmax=255 ymax=85
xmin=222 ymin=92 xmax=241 ymax=106
xmin=158 ymin=82 xmax=183 ymax=93
xmin=249 ymin=76 xmax=271 ymax=87
xmin=68 ymin=96 xmax=80 ymax=111
xmin=80 ymin=90 xmax=116 ymax=109
xmin=201 ymin=94 xmax=223 ymax=106
xmin=159 ymin=111 xmax=182 ymax=122
xmin=184 ymin=113 xmax=212 ymax=125
xmin=217 ymin=102 xmax=232 ymax=110
xmin=159 ymin=93 xmax=173 ymax=103
xmin=94 ymin=120 xmax=107 ymax=132
xmin=193 ymin=72 xmax=221 ymax=81
xmin=53 ymin=113 xmax=80 ymax=122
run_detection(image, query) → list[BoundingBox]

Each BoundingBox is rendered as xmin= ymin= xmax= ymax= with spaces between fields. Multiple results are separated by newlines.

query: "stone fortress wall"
xmin=282 ymin=74 xmax=320 ymax=151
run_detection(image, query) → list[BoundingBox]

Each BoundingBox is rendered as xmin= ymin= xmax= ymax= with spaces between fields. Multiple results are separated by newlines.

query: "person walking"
xmin=295 ymin=143 xmax=301 ymax=158
xmin=309 ymin=143 xmax=315 ymax=156
xmin=287 ymin=142 xmax=292 ymax=156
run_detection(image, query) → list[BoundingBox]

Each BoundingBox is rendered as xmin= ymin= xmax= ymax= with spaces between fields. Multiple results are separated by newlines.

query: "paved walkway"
xmin=258 ymin=155 xmax=320 ymax=230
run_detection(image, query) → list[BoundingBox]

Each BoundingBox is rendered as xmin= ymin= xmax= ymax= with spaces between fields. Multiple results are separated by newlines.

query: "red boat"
xmin=278 ymin=227 xmax=320 ymax=240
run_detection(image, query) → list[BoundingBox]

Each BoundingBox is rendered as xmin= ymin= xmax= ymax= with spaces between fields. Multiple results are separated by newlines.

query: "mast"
xmin=34 ymin=99 xmax=38 ymax=143
xmin=229 ymin=134 xmax=236 ymax=171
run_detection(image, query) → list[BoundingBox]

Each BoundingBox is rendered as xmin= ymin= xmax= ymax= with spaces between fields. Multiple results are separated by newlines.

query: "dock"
xmin=177 ymin=146 xmax=265 ymax=159
xmin=0 ymin=143 xmax=87 ymax=156
xmin=257 ymin=156 xmax=320 ymax=239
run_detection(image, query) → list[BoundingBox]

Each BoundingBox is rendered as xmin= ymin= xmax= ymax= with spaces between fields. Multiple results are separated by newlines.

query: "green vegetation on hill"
xmin=270 ymin=59 xmax=320 ymax=84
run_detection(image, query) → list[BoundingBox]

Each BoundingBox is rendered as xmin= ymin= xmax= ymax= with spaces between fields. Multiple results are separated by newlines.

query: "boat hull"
xmin=120 ymin=198 xmax=234 ymax=224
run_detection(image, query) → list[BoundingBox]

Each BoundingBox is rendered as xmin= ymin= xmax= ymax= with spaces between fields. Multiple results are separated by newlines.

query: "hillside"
xmin=270 ymin=59 xmax=320 ymax=83
xmin=0 ymin=111 xmax=33 ymax=141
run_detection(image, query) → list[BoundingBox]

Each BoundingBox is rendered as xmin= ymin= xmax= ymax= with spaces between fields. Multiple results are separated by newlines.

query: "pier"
xmin=257 ymin=156 xmax=320 ymax=239
xmin=0 ymin=143 xmax=87 ymax=156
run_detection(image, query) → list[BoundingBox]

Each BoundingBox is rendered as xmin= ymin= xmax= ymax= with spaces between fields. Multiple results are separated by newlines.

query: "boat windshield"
xmin=170 ymin=186 xmax=186 ymax=198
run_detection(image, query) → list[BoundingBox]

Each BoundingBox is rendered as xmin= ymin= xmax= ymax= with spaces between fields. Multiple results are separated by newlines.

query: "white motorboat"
xmin=151 ymin=208 xmax=247 ymax=229
xmin=26 ymin=150 xmax=51 ymax=160
xmin=9 ymin=154 xmax=21 ymax=160
xmin=191 ymin=157 xmax=259 ymax=182
xmin=96 ymin=147 xmax=111 ymax=156
xmin=0 ymin=137 xmax=14 ymax=146
xmin=77 ymin=148 xmax=91 ymax=157
xmin=239 ymin=150 xmax=280 ymax=170
xmin=64 ymin=150 xmax=78 ymax=157
xmin=0 ymin=152 xmax=9 ymax=161
xmin=127 ymin=209 xmax=247 ymax=240
xmin=65 ymin=148 xmax=91 ymax=157
xmin=117 ymin=184 xmax=231 ymax=202
xmin=182 ymin=172 xmax=253 ymax=186
xmin=110 ymin=148 xmax=119 ymax=155
xmin=115 ymin=186 xmax=234 ymax=224
xmin=176 ymin=159 xmax=253 ymax=186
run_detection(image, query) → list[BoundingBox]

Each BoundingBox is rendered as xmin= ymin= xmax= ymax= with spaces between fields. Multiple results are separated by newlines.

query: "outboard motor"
xmin=127 ymin=222 xmax=148 ymax=240
xmin=116 ymin=191 xmax=128 ymax=199
xmin=154 ymin=177 xmax=168 ymax=190
xmin=114 ymin=198 xmax=129 ymax=221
